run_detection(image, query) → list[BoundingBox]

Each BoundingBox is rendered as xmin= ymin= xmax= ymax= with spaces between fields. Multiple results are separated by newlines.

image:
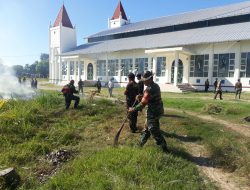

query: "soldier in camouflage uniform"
xmin=128 ymin=71 xmax=168 ymax=152
xmin=124 ymin=73 xmax=139 ymax=133
xmin=235 ymin=79 xmax=242 ymax=99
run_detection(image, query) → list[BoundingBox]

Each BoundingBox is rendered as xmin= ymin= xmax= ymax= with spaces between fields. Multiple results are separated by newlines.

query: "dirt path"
xmin=184 ymin=142 xmax=249 ymax=190
xmin=167 ymin=108 xmax=250 ymax=137
xmin=166 ymin=108 xmax=250 ymax=189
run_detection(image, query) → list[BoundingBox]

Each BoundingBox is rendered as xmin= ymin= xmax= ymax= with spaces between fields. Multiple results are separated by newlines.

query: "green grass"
xmin=1 ymin=90 xmax=250 ymax=189
xmin=43 ymin=147 xmax=211 ymax=190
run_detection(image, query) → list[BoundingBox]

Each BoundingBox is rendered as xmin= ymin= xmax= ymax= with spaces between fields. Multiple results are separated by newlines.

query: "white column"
xmin=234 ymin=42 xmax=241 ymax=82
xmin=93 ymin=61 xmax=97 ymax=80
xmin=174 ymin=51 xmax=179 ymax=86
xmin=58 ymin=58 xmax=62 ymax=84
xmin=118 ymin=59 xmax=121 ymax=85
xmin=67 ymin=61 xmax=70 ymax=82
xmin=74 ymin=61 xmax=77 ymax=81
xmin=208 ymin=44 xmax=214 ymax=83
xmin=152 ymin=56 xmax=157 ymax=75
xmin=78 ymin=60 xmax=81 ymax=80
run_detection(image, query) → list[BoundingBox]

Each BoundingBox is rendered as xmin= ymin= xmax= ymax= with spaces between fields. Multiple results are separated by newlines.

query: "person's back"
xmin=146 ymin=82 xmax=164 ymax=117
xmin=235 ymin=79 xmax=242 ymax=99
xmin=108 ymin=80 xmax=114 ymax=88
xmin=214 ymin=80 xmax=218 ymax=88
xmin=34 ymin=79 xmax=37 ymax=88
xmin=136 ymin=74 xmax=144 ymax=95
xmin=125 ymin=80 xmax=138 ymax=107
xmin=235 ymin=81 xmax=242 ymax=89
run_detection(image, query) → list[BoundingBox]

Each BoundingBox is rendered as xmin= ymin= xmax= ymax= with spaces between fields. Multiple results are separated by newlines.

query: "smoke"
xmin=0 ymin=62 xmax=34 ymax=99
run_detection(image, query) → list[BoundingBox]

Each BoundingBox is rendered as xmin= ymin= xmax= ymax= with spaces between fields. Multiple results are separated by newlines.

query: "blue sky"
xmin=0 ymin=0 xmax=248 ymax=66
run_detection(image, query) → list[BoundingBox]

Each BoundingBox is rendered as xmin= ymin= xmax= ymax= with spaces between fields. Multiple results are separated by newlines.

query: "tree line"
xmin=12 ymin=53 xmax=49 ymax=78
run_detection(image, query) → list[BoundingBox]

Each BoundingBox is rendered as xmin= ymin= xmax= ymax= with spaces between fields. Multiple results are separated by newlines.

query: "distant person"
xmin=18 ymin=77 xmax=21 ymax=84
xmin=34 ymin=78 xmax=38 ymax=89
xmin=23 ymin=77 xmax=26 ymax=84
xmin=108 ymin=78 xmax=114 ymax=97
xmin=31 ymin=78 xmax=35 ymax=88
xmin=124 ymin=73 xmax=139 ymax=133
xmin=78 ymin=79 xmax=84 ymax=94
xmin=235 ymin=79 xmax=242 ymax=99
xmin=136 ymin=73 xmax=144 ymax=95
xmin=214 ymin=80 xmax=223 ymax=100
xmin=96 ymin=78 xmax=102 ymax=93
xmin=205 ymin=79 xmax=209 ymax=92
xmin=61 ymin=80 xmax=80 ymax=109
xmin=128 ymin=71 xmax=168 ymax=152
xmin=213 ymin=78 xmax=218 ymax=93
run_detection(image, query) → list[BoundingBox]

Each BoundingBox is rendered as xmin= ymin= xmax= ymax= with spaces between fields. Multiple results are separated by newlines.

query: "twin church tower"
xmin=49 ymin=2 xmax=129 ymax=83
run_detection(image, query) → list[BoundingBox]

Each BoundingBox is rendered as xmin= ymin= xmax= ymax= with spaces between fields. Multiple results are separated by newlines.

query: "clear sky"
xmin=0 ymin=0 xmax=248 ymax=66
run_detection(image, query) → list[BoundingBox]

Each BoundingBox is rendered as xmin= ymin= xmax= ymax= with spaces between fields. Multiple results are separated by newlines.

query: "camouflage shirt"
xmin=134 ymin=82 xmax=164 ymax=118
xmin=146 ymin=82 xmax=164 ymax=118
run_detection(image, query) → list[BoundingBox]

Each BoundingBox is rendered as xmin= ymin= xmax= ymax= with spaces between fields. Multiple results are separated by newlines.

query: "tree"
xmin=12 ymin=65 xmax=24 ymax=77
xmin=40 ymin=53 xmax=49 ymax=62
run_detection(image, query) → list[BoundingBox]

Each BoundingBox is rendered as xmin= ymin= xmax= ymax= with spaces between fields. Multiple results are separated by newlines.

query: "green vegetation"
xmin=1 ymin=90 xmax=250 ymax=189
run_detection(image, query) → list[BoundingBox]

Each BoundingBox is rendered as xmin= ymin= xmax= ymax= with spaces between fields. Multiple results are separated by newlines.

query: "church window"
xmin=108 ymin=59 xmax=118 ymax=76
xmin=121 ymin=59 xmax=133 ymax=76
xmin=240 ymin=52 xmax=250 ymax=77
xmin=70 ymin=61 xmax=74 ymax=75
xmin=190 ymin=55 xmax=209 ymax=77
xmin=62 ymin=62 xmax=67 ymax=75
xmin=97 ymin=60 xmax=106 ymax=76
xmin=213 ymin=53 xmax=235 ymax=77
xmin=80 ymin=61 xmax=84 ymax=75
xmin=135 ymin=58 xmax=148 ymax=75
xmin=75 ymin=62 xmax=78 ymax=75
xmin=156 ymin=57 xmax=166 ymax=77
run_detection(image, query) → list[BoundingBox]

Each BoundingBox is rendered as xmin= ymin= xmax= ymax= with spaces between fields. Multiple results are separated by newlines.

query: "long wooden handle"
xmin=113 ymin=100 xmax=137 ymax=146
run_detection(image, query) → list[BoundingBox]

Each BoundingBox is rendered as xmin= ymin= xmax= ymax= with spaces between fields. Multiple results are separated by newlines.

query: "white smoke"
xmin=0 ymin=62 xmax=35 ymax=99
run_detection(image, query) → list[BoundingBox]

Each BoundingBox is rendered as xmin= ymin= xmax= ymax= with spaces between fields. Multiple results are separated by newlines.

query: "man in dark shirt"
xmin=137 ymin=73 xmax=144 ymax=95
xmin=124 ymin=73 xmax=139 ymax=133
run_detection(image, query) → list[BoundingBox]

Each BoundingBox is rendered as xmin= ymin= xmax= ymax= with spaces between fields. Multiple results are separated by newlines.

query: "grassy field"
xmin=0 ymin=89 xmax=249 ymax=189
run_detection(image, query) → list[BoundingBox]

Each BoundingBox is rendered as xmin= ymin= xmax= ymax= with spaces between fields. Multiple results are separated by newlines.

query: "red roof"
xmin=111 ymin=1 xmax=128 ymax=20
xmin=53 ymin=5 xmax=73 ymax=28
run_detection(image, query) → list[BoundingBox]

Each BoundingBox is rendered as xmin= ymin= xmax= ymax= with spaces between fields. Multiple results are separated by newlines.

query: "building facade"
xmin=49 ymin=1 xmax=250 ymax=92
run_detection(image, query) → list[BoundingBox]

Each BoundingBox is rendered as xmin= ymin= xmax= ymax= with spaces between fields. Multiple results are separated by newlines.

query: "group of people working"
xmin=61 ymin=71 xmax=168 ymax=152
xmin=204 ymin=78 xmax=242 ymax=100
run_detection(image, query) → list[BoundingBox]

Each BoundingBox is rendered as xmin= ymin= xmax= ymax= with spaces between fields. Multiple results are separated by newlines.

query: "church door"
xmin=87 ymin=63 xmax=93 ymax=80
xmin=171 ymin=59 xmax=183 ymax=84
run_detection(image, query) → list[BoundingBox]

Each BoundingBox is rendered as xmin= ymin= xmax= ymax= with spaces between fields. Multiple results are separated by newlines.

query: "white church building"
xmin=49 ymin=1 xmax=250 ymax=92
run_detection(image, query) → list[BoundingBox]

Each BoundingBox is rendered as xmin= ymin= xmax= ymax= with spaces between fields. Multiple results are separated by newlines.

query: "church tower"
xmin=49 ymin=5 xmax=76 ymax=84
xmin=108 ymin=1 xmax=130 ymax=29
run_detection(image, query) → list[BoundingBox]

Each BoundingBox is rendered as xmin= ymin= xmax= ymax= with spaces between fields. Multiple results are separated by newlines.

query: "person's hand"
xmin=128 ymin=107 xmax=134 ymax=113
xmin=136 ymin=95 xmax=143 ymax=102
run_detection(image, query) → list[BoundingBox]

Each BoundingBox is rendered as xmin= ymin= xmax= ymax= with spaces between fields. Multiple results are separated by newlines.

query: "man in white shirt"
xmin=108 ymin=78 xmax=114 ymax=97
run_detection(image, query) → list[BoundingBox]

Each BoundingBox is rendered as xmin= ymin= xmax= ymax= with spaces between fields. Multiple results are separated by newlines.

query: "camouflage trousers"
xmin=140 ymin=116 xmax=167 ymax=150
